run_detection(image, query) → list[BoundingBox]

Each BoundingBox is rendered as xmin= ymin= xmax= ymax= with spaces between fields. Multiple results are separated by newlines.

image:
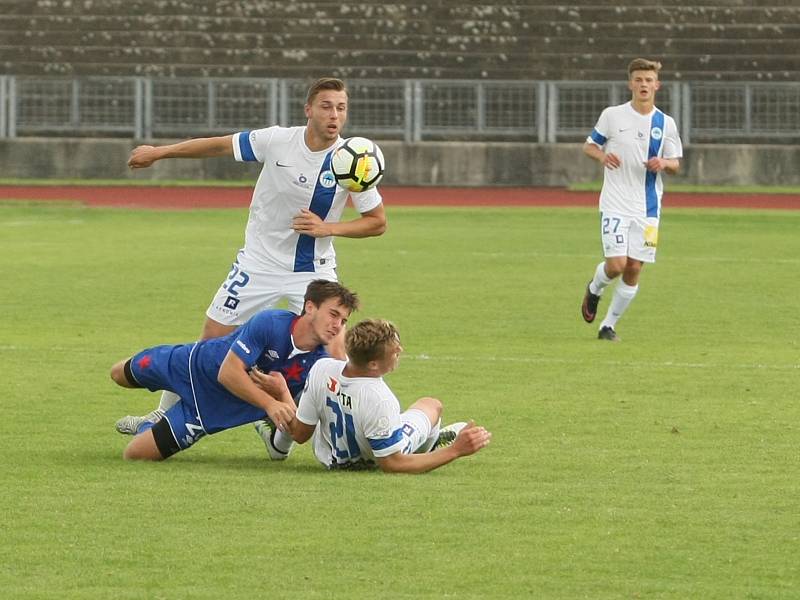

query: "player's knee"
xmin=412 ymin=396 xmax=443 ymax=422
xmin=123 ymin=434 xmax=165 ymax=461
xmin=110 ymin=360 xmax=129 ymax=387
xmin=604 ymin=259 xmax=625 ymax=278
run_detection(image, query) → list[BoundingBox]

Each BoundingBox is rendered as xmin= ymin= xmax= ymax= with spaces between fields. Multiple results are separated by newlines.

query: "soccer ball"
xmin=330 ymin=137 xmax=385 ymax=192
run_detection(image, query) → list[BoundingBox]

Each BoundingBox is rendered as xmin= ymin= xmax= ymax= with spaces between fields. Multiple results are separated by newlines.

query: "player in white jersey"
xmin=117 ymin=78 xmax=387 ymax=434
xmin=250 ymin=319 xmax=491 ymax=473
xmin=580 ymin=58 xmax=683 ymax=341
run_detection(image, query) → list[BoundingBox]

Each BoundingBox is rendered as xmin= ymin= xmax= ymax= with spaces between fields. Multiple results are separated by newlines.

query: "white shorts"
xmin=399 ymin=408 xmax=434 ymax=454
xmin=206 ymin=252 xmax=337 ymax=326
xmin=600 ymin=212 xmax=659 ymax=263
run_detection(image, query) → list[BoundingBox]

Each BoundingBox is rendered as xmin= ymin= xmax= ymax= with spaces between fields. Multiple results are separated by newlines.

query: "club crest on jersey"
xmin=327 ymin=377 xmax=338 ymax=393
xmin=319 ymin=170 xmax=336 ymax=188
xmin=650 ymin=127 xmax=663 ymax=140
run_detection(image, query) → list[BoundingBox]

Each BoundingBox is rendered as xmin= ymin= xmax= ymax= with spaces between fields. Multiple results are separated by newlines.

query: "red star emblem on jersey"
xmin=137 ymin=355 xmax=152 ymax=369
xmin=282 ymin=362 xmax=305 ymax=382
xmin=327 ymin=377 xmax=338 ymax=393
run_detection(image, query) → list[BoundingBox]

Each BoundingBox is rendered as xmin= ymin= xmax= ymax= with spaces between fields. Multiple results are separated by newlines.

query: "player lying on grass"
xmin=250 ymin=319 xmax=491 ymax=473
xmin=108 ymin=280 xmax=358 ymax=461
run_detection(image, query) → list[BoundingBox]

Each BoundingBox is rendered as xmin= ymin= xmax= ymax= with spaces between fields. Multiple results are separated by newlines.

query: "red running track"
xmin=0 ymin=185 xmax=797 ymax=210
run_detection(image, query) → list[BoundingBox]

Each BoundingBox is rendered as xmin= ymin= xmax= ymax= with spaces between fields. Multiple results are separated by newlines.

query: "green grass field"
xmin=1 ymin=201 xmax=799 ymax=599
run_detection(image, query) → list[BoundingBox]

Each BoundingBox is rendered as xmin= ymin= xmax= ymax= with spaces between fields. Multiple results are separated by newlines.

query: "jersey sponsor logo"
xmin=223 ymin=295 xmax=240 ymax=310
xmin=136 ymin=354 xmax=152 ymax=369
xmin=650 ymin=126 xmax=663 ymax=140
xmin=318 ymin=169 xmax=336 ymax=188
xmin=292 ymin=173 xmax=312 ymax=189
xmin=275 ymin=160 xmax=293 ymax=168
xmin=236 ymin=340 xmax=251 ymax=354
xmin=644 ymin=225 xmax=659 ymax=247
xmin=267 ymin=349 xmax=279 ymax=360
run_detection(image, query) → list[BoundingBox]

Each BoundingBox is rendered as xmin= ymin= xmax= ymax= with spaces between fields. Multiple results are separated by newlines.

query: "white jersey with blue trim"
xmin=296 ymin=358 xmax=406 ymax=469
xmin=587 ymin=102 xmax=682 ymax=219
xmin=231 ymin=126 xmax=383 ymax=273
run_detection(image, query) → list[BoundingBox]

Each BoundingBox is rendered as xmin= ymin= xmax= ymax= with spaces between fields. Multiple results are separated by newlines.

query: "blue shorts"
xmin=142 ymin=398 xmax=207 ymax=456
xmin=129 ymin=343 xmax=195 ymax=400
xmin=129 ymin=343 xmax=206 ymax=453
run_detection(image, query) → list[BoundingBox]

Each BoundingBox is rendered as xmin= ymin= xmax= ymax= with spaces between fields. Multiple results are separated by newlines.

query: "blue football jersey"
xmin=188 ymin=310 xmax=328 ymax=433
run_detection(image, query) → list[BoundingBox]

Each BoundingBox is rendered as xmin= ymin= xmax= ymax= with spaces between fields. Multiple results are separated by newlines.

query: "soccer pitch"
xmin=1 ymin=201 xmax=798 ymax=598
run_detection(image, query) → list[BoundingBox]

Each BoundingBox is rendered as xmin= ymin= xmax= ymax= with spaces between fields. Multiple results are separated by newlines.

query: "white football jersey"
xmin=232 ymin=126 xmax=383 ymax=273
xmin=296 ymin=358 xmax=406 ymax=468
xmin=587 ymin=102 xmax=682 ymax=219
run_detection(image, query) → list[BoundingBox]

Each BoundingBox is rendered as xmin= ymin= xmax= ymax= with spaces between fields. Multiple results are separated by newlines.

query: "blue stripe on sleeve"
xmin=369 ymin=428 xmax=404 ymax=451
xmin=293 ymin=150 xmax=336 ymax=272
xmin=238 ymin=131 xmax=257 ymax=162
xmin=589 ymin=129 xmax=607 ymax=145
xmin=645 ymin=111 xmax=665 ymax=218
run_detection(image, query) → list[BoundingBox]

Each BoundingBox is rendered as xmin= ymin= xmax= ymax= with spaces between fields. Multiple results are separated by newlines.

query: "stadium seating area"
xmin=1 ymin=0 xmax=798 ymax=81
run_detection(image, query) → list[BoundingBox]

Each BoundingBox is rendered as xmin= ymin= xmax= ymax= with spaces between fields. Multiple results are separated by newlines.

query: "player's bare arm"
xmin=248 ymin=368 xmax=296 ymax=407
xmin=128 ymin=135 xmax=234 ymax=169
xmin=376 ymin=421 xmax=492 ymax=474
xmin=287 ymin=419 xmax=316 ymax=444
xmin=583 ymin=142 xmax=621 ymax=169
xmin=645 ymin=156 xmax=680 ymax=175
xmin=291 ymin=204 xmax=387 ymax=238
xmin=218 ymin=351 xmax=296 ymax=429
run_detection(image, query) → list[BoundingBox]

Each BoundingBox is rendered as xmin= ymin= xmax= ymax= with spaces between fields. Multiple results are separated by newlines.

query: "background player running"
xmin=580 ymin=58 xmax=683 ymax=341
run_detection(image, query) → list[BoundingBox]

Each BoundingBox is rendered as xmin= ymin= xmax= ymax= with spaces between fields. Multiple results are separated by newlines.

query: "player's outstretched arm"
xmin=128 ymin=135 xmax=234 ymax=169
xmin=376 ymin=421 xmax=491 ymax=474
xmin=291 ymin=204 xmax=387 ymax=239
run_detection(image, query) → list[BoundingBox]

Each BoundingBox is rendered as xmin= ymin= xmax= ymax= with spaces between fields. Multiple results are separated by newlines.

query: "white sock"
xmin=600 ymin=281 xmax=639 ymax=330
xmin=272 ymin=429 xmax=294 ymax=454
xmin=589 ymin=261 xmax=614 ymax=295
xmin=157 ymin=390 xmax=180 ymax=413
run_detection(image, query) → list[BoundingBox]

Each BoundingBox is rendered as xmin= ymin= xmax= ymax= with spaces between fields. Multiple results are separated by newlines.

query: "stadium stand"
xmin=1 ymin=0 xmax=798 ymax=81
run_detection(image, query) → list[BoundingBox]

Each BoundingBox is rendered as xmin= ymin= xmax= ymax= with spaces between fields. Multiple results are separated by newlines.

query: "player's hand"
xmin=603 ymin=152 xmax=621 ymax=169
xmin=266 ymin=401 xmax=296 ymax=432
xmin=452 ymin=421 xmax=491 ymax=457
xmin=292 ymin=209 xmax=332 ymax=237
xmin=249 ymin=369 xmax=290 ymax=398
xmin=128 ymin=145 xmax=160 ymax=169
xmin=644 ymin=157 xmax=666 ymax=172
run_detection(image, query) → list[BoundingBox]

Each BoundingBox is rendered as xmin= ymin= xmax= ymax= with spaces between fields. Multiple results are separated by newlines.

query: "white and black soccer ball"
xmin=330 ymin=137 xmax=385 ymax=192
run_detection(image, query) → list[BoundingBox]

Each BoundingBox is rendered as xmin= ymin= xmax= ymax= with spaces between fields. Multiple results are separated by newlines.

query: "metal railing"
xmin=1 ymin=75 xmax=798 ymax=144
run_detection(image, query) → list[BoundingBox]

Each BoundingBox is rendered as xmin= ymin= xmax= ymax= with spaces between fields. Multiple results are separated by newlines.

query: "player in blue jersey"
xmin=119 ymin=77 xmax=386 ymax=435
xmin=109 ymin=280 xmax=358 ymax=461
xmin=580 ymin=58 xmax=683 ymax=341
xmin=249 ymin=319 xmax=492 ymax=473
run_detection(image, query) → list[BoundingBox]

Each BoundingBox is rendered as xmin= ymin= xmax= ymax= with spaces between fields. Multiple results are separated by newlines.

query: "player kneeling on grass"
xmin=108 ymin=280 xmax=358 ymax=461
xmin=251 ymin=319 xmax=491 ymax=473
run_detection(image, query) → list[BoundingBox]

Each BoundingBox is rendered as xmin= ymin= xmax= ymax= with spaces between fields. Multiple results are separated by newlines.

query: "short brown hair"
xmin=628 ymin=58 xmax=662 ymax=77
xmin=305 ymin=77 xmax=348 ymax=105
xmin=345 ymin=319 xmax=400 ymax=366
xmin=303 ymin=279 xmax=359 ymax=314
